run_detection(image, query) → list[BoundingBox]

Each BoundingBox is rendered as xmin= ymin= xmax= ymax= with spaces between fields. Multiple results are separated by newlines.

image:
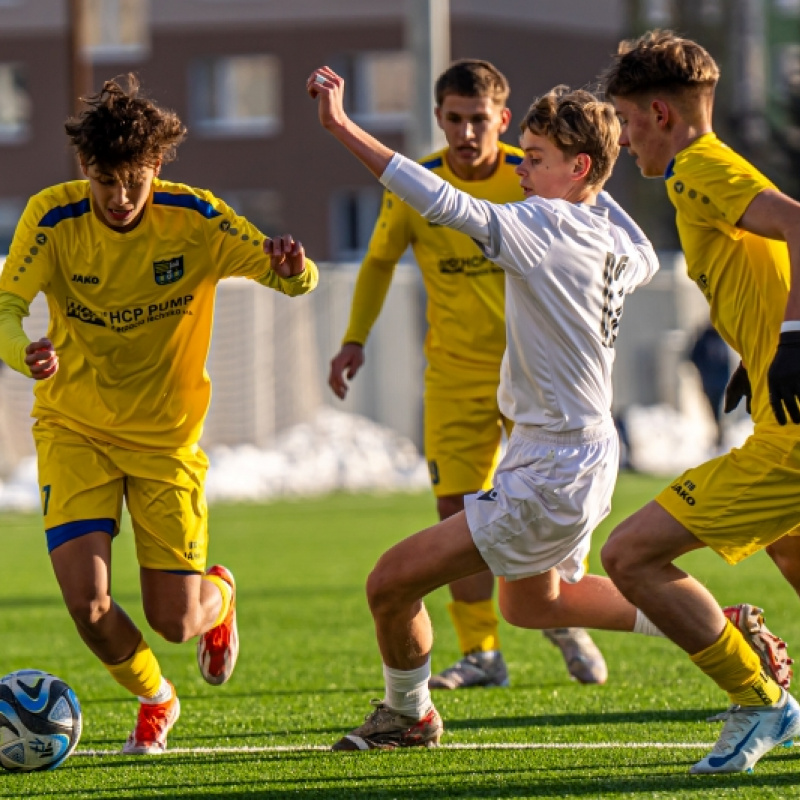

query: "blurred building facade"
xmin=0 ymin=0 xmax=628 ymax=256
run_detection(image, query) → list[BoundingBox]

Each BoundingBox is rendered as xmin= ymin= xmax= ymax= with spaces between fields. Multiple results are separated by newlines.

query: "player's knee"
xmin=366 ymin=554 xmax=411 ymax=615
xmin=600 ymin=528 xmax=635 ymax=585
xmin=66 ymin=593 xmax=113 ymax=630
xmin=144 ymin=607 xmax=196 ymax=644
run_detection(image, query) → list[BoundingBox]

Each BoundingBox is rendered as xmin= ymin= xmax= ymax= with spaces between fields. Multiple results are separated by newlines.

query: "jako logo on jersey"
xmin=669 ymin=481 xmax=696 ymax=506
xmin=478 ymin=489 xmax=498 ymax=501
xmin=66 ymin=296 xmax=106 ymax=327
xmin=71 ymin=274 xmax=100 ymax=284
xmin=153 ymin=256 xmax=184 ymax=285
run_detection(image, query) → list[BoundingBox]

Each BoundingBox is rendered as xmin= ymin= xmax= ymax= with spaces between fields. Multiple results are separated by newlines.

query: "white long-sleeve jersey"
xmin=381 ymin=153 xmax=659 ymax=432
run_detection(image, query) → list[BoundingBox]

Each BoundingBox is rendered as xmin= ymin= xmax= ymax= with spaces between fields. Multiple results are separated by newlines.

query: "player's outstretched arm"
xmin=738 ymin=189 xmax=800 ymax=424
xmin=308 ymin=67 xmax=395 ymax=179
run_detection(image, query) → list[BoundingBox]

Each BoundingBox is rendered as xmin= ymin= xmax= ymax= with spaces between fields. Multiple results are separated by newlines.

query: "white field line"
xmin=74 ymin=740 xmax=795 ymax=757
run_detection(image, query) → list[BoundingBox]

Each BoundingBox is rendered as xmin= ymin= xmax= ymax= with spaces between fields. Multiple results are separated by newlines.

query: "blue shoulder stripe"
xmin=664 ymin=158 xmax=676 ymax=180
xmin=420 ymin=156 xmax=443 ymax=170
xmin=38 ymin=199 xmax=91 ymax=228
xmin=504 ymin=153 xmax=523 ymax=165
xmin=153 ymin=192 xmax=221 ymax=218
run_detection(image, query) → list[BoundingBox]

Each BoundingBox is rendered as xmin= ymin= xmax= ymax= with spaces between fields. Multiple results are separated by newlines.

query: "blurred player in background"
xmin=601 ymin=30 xmax=800 ymax=774
xmin=328 ymin=59 xmax=607 ymax=690
xmin=0 ymin=75 xmax=318 ymax=755
xmin=309 ymin=65 xmax=675 ymax=752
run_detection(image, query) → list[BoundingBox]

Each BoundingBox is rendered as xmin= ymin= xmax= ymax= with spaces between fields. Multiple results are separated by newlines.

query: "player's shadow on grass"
xmin=444 ymin=708 xmax=715 ymax=729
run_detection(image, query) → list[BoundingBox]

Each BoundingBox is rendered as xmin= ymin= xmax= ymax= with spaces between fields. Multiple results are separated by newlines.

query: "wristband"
xmin=780 ymin=321 xmax=800 ymax=333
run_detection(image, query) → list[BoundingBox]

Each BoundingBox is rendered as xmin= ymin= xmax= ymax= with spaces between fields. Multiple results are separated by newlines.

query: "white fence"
xmin=0 ymin=254 xmax=713 ymax=478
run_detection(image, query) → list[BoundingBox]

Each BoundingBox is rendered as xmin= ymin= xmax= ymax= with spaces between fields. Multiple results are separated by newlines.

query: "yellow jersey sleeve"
xmin=667 ymin=134 xmax=790 ymax=432
xmin=157 ymin=186 xmax=319 ymax=295
xmin=342 ymin=189 xmax=411 ymax=346
xmin=0 ymin=291 xmax=32 ymax=376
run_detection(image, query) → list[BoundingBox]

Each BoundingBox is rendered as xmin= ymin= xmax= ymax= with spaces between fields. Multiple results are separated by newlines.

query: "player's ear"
xmin=652 ymin=99 xmax=671 ymax=128
xmin=498 ymin=106 xmax=512 ymax=134
xmin=79 ymin=160 xmax=89 ymax=178
xmin=572 ymin=153 xmax=591 ymax=181
xmin=153 ymin=159 xmax=162 ymax=177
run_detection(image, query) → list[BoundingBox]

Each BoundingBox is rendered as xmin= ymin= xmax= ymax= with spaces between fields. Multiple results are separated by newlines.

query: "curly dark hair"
xmin=65 ymin=73 xmax=186 ymax=179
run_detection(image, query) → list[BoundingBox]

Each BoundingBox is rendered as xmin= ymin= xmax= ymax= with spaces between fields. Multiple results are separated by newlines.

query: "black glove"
xmin=723 ymin=361 xmax=752 ymax=415
xmin=768 ymin=331 xmax=800 ymax=425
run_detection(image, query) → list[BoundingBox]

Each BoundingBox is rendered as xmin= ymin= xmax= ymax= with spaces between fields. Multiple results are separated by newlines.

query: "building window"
xmin=0 ymin=198 xmax=24 ymax=254
xmin=0 ymin=64 xmax=30 ymax=144
xmin=336 ymin=51 xmax=413 ymax=131
xmin=83 ymin=0 xmax=150 ymax=61
xmin=775 ymin=0 xmax=800 ymax=16
xmin=642 ymin=0 xmax=673 ymax=26
xmin=190 ymin=55 xmax=281 ymax=138
xmin=330 ymin=187 xmax=383 ymax=259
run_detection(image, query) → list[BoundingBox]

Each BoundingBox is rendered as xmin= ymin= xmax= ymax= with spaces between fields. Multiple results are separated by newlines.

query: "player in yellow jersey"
xmin=0 ymin=75 xmax=318 ymax=754
xmin=328 ymin=59 xmax=607 ymax=689
xmin=601 ymin=31 xmax=800 ymax=774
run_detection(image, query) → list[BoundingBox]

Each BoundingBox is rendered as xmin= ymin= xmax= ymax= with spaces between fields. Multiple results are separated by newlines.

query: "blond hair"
xmin=520 ymin=86 xmax=620 ymax=188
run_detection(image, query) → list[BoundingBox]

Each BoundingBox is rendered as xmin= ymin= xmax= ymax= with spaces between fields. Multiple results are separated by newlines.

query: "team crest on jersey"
xmin=66 ymin=296 xmax=106 ymax=327
xmin=153 ymin=256 xmax=184 ymax=285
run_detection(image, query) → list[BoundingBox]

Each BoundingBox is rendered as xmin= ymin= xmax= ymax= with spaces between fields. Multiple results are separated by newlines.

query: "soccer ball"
xmin=0 ymin=669 xmax=82 ymax=772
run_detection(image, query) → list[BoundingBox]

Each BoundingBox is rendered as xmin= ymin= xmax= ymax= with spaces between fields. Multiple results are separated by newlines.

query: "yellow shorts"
xmin=424 ymin=393 xmax=512 ymax=497
xmin=33 ymin=420 xmax=209 ymax=573
xmin=655 ymin=430 xmax=800 ymax=565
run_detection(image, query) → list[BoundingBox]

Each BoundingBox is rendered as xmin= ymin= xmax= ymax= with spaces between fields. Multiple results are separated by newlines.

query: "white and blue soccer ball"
xmin=0 ymin=669 xmax=82 ymax=772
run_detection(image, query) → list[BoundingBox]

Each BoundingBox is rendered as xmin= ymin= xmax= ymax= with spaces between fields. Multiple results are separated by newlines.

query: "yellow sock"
xmin=203 ymin=573 xmax=232 ymax=628
xmin=104 ymin=637 xmax=163 ymax=699
xmin=691 ymin=621 xmax=782 ymax=706
xmin=448 ymin=599 xmax=500 ymax=654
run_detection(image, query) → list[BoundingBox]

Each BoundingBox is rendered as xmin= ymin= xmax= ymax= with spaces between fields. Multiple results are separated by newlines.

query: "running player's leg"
xmin=37 ymin=423 xmax=177 ymax=754
xmin=765 ymin=529 xmax=800 ymax=601
xmin=602 ymin=436 xmax=800 ymax=773
xmin=124 ymin=444 xmax=238 ymax=686
xmin=333 ymin=511 xmax=488 ymax=750
xmin=425 ymin=394 xmax=505 ymax=688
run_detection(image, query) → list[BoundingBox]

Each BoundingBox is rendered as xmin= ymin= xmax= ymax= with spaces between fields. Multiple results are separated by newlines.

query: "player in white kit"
xmin=307 ymin=68 xmax=666 ymax=750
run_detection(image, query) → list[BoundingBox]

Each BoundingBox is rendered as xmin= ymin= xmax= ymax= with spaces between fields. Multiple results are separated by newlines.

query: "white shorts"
xmin=465 ymin=421 xmax=618 ymax=583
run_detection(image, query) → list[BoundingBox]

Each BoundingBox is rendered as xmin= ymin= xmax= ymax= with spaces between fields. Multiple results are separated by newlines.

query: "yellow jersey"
xmin=666 ymin=133 xmax=791 ymax=434
xmin=0 ymin=178 xmax=318 ymax=450
xmin=344 ymin=142 xmax=524 ymax=398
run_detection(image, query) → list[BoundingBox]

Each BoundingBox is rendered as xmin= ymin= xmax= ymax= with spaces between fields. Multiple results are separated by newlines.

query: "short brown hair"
xmin=602 ymin=29 xmax=719 ymax=101
xmin=65 ymin=73 xmax=186 ymax=179
xmin=520 ymin=86 xmax=620 ymax=189
xmin=434 ymin=59 xmax=510 ymax=107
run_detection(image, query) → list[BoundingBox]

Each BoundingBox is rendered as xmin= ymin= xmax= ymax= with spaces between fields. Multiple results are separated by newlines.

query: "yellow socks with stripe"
xmin=203 ymin=572 xmax=233 ymax=628
xmin=104 ymin=637 xmax=163 ymax=700
xmin=691 ymin=620 xmax=782 ymax=706
xmin=448 ymin=599 xmax=501 ymax=654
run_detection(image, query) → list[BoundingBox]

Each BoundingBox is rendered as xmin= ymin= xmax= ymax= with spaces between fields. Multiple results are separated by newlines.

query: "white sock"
xmin=138 ymin=677 xmax=173 ymax=704
xmin=383 ymin=657 xmax=432 ymax=719
xmin=633 ymin=609 xmax=666 ymax=637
